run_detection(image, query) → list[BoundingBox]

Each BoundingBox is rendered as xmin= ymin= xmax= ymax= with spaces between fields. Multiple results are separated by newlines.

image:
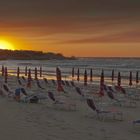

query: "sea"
xmin=0 ymin=58 xmax=139 ymax=86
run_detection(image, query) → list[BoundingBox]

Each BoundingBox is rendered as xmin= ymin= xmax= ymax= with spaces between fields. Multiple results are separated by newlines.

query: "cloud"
xmin=1 ymin=15 xmax=139 ymax=46
xmin=0 ymin=0 xmax=140 ymax=19
xmin=56 ymin=30 xmax=140 ymax=44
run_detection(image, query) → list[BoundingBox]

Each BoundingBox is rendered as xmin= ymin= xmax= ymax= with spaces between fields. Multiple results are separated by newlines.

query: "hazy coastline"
xmin=0 ymin=49 xmax=76 ymax=60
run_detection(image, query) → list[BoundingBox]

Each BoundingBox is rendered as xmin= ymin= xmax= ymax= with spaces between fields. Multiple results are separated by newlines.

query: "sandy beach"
xmin=0 ymin=74 xmax=140 ymax=140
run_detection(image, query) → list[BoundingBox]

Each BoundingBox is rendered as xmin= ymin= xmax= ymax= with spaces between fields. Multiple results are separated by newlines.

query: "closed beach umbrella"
xmin=72 ymin=67 xmax=74 ymax=78
xmin=90 ymin=68 xmax=93 ymax=82
xmin=99 ymin=70 xmax=104 ymax=96
xmin=35 ymin=67 xmax=38 ymax=80
xmin=27 ymin=69 xmax=31 ymax=88
xmin=4 ymin=67 xmax=8 ymax=83
xmin=84 ymin=69 xmax=87 ymax=86
xmin=100 ymin=70 xmax=104 ymax=87
xmin=2 ymin=65 xmax=4 ymax=76
xmin=136 ymin=71 xmax=139 ymax=84
xmin=56 ymin=67 xmax=64 ymax=92
xmin=40 ymin=66 xmax=42 ymax=77
xmin=25 ymin=66 xmax=27 ymax=76
xmin=111 ymin=69 xmax=114 ymax=82
xmin=77 ymin=68 xmax=80 ymax=81
xmin=17 ymin=67 xmax=20 ymax=79
xmin=117 ymin=72 xmax=121 ymax=87
xmin=129 ymin=71 xmax=133 ymax=86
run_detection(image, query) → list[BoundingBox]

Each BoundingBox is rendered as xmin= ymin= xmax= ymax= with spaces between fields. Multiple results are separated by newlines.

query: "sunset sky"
xmin=0 ymin=0 xmax=140 ymax=57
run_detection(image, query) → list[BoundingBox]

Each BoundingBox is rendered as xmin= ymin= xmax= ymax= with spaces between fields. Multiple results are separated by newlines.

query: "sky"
xmin=0 ymin=0 xmax=140 ymax=57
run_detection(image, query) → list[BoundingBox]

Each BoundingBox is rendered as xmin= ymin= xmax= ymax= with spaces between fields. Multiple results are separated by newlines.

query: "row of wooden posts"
xmin=1 ymin=66 xmax=139 ymax=87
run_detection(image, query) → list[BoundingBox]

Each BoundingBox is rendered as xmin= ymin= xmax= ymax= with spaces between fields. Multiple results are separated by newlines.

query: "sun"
xmin=0 ymin=40 xmax=15 ymax=50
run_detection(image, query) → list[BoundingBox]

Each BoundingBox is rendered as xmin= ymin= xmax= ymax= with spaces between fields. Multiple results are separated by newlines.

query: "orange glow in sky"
xmin=0 ymin=40 xmax=15 ymax=50
xmin=0 ymin=1 xmax=140 ymax=57
xmin=1 ymin=15 xmax=139 ymax=57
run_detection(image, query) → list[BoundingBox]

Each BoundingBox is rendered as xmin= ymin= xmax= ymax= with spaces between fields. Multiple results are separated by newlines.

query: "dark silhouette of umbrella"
xmin=136 ymin=71 xmax=139 ymax=84
xmin=84 ymin=69 xmax=87 ymax=86
xmin=25 ymin=66 xmax=27 ymax=76
xmin=4 ymin=67 xmax=8 ymax=83
xmin=56 ymin=67 xmax=64 ymax=92
xmin=129 ymin=71 xmax=133 ymax=86
xmin=77 ymin=68 xmax=80 ymax=81
xmin=27 ymin=69 xmax=31 ymax=88
xmin=90 ymin=68 xmax=93 ymax=82
xmin=117 ymin=72 xmax=121 ymax=87
xmin=35 ymin=67 xmax=38 ymax=80
xmin=2 ymin=65 xmax=4 ymax=76
xmin=72 ymin=67 xmax=74 ymax=78
xmin=40 ymin=67 xmax=42 ymax=77
xmin=100 ymin=70 xmax=104 ymax=87
xmin=99 ymin=70 xmax=104 ymax=96
xmin=17 ymin=67 xmax=20 ymax=79
xmin=111 ymin=69 xmax=114 ymax=82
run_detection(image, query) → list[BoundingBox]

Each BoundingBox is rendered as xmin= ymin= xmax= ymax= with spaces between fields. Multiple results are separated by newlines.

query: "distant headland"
xmin=0 ymin=49 xmax=76 ymax=60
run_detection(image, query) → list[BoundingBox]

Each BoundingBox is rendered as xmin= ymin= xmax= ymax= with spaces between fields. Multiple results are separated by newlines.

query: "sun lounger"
xmin=52 ymin=79 xmax=56 ymax=85
xmin=2 ymin=84 xmax=14 ymax=97
xmin=18 ymin=79 xmax=22 ymax=85
xmin=65 ymin=80 xmax=70 ymax=86
xmin=22 ymin=76 xmax=26 ymax=81
xmin=86 ymin=98 xmax=123 ymax=121
xmin=44 ymin=78 xmax=49 ymax=84
xmin=36 ymin=79 xmax=45 ymax=89
xmin=48 ymin=91 xmax=76 ymax=110
xmin=70 ymin=81 xmax=75 ymax=87
xmin=104 ymin=85 xmax=137 ymax=108
xmin=75 ymin=87 xmax=84 ymax=97
xmin=20 ymin=87 xmax=47 ymax=101
xmin=61 ymin=80 xmax=65 ymax=86
xmin=132 ymin=120 xmax=140 ymax=133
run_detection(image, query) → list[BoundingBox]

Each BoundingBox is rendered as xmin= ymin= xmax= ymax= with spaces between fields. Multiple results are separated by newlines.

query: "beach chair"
xmin=48 ymin=91 xmax=76 ymax=111
xmin=36 ymin=79 xmax=45 ymax=89
xmin=114 ymin=85 xmax=140 ymax=100
xmin=132 ymin=120 xmax=140 ymax=133
xmin=126 ymin=87 xmax=140 ymax=100
xmin=44 ymin=78 xmax=49 ymax=84
xmin=133 ymin=120 xmax=140 ymax=125
xmin=65 ymin=80 xmax=70 ymax=86
xmin=104 ymin=85 xmax=137 ymax=108
xmin=75 ymin=87 xmax=84 ymax=97
xmin=20 ymin=87 xmax=28 ymax=95
xmin=121 ymin=87 xmax=140 ymax=103
xmin=104 ymin=85 xmax=122 ymax=106
xmin=114 ymin=86 xmax=133 ymax=99
xmin=22 ymin=76 xmax=26 ymax=81
xmin=2 ymin=84 xmax=14 ymax=97
xmin=86 ymin=98 xmax=123 ymax=121
xmin=52 ymin=79 xmax=56 ymax=85
xmin=18 ymin=79 xmax=22 ymax=85
xmin=21 ymin=93 xmax=40 ymax=103
xmin=29 ymin=96 xmax=39 ymax=103
xmin=70 ymin=81 xmax=75 ymax=87
xmin=20 ymin=87 xmax=47 ymax=102
xmin=61 ymin=80 xmax=65 ymax=86
xmin=114 ymin=86 xmax=126 ymax=94
xmin=19 ymin=95 xmax=39 ymax=103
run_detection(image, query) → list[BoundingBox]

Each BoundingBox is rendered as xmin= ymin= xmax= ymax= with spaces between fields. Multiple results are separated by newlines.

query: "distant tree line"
xmin=0 ymin=49 xmax=76 ymax=60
